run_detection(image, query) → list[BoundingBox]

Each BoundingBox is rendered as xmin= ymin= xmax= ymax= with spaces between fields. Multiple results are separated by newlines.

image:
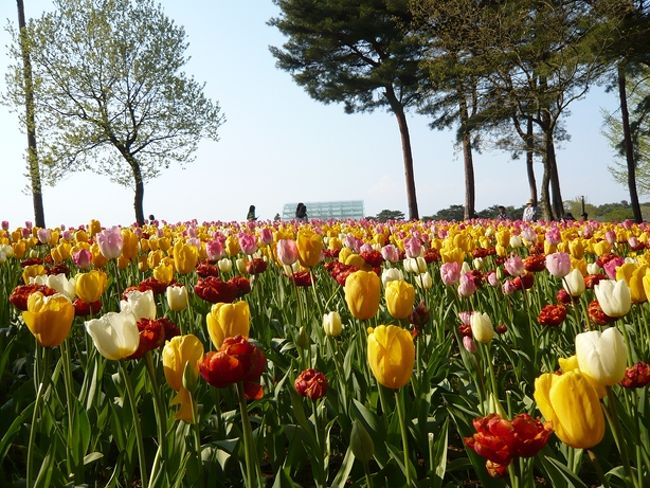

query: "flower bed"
xmin=0 ymin=217 xmax=649 ymax=487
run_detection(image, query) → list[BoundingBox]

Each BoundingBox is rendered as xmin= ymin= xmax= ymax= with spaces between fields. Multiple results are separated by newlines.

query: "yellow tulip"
xmin=296 ymin=229 xmax=323 ymax=268
xmin=206 ymin=301 xmax=251 ymax=348
xmin=75 ymin=270 xmax=108 ymax=303
xmin=51 ymin=241 xmax=72 ymax=263
xmin=22 ymin=292 xmax=75 ymax=347
xmin=367 ymin=325 xmax=415 ymax=389
xmin=628 ymin=264 xmax=648 ymax=303
xmin=121 ymin=229 xmax=139 ymax=261
xmin=88 ymin=219 xmax=102 ymax=237
xmin=173 ymin=241 xmax=199 ymax=274
xmin=148 ymin=249 xmax=165 ymax=269
xmin=162 ymin=334 xmax=204 ymax=422
xmin=153 ymin=262 xmax=175 ymax=285
xmin=90 ymin=243 xmax=108 ymax=268
xmin=225 ymin=235 xmax=240 ymax=257
xmin=22 ymin=264 xmax=46 ymax=285
xmin=344 ymin=270 xmax=381 ymax=320
xmin=440 ymin=247 xmax=464 ymax=264
xmin=75 ymin=229 xmax=89 ymax=243
xmin=12 ymin=239 xmax=27 ymax=259
xmin=592 ymin=240 xmax=611 ymax=257
xmin=568 ymin=239 xmax=585 ymax=259
xmin=534 ymin=371 xmax=605 ymax=449
xmin=384 ymin=280 xmax=415 ymax=320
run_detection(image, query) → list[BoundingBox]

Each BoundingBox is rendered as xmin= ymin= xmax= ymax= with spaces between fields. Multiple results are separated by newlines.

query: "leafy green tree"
xmin=596 ymin=0 xmax=650 ymax=222
xmin=605 ymin=67 xmax=650 ymax=196
xmin=5 ymin=0 xmax=224 ymax=225
xmin=431 ymin=204 xmax=465 ymax=221
xmin=375 ymin=209 xmax=405 ymax=222
xmin=269 ymin=0 xmax=428 ymax=220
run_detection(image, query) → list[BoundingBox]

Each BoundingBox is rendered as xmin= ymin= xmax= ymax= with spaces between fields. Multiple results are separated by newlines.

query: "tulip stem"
xmin=236 ymin=382 xmax=262 ymax=488
xmin=145 ymin=352 xmax=168 ymax=482
xmin=395 ymin=389 xmax=412 ymax=486
xmin=119 ymin=361 xmax=149 ymax=488
xmin=587 ymin=449 xmax=610 ymax=488
xmin=27 ymin=344 xmax=50 ymax=488
xmin=189 ymin=390 xmax=203 ymax=483
xmin=61 ymin=338 xmax=76 ymax=473
xmin=603 ymin=388 xmax=640 ymax=488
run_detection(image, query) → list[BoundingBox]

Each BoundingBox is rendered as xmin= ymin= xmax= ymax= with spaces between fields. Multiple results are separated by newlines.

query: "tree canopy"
xmin=5 ymin=0 xmax=225 ymax=224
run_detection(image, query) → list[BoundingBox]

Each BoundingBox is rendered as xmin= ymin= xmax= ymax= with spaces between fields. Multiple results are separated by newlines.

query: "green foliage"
xmin=605 ymin=67 xmax=650 ymax=194
xmin=374 ymin=209 xmax=405 ymax=222
xmin=5 ymin=0 xmax=224 ymax=188
xmin=269 ymin=0 xmax=427 ymax=114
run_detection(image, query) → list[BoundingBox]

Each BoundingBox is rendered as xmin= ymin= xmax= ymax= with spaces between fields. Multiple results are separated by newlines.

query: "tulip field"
xmin=1 ymin=217 xmax=650 ymax=487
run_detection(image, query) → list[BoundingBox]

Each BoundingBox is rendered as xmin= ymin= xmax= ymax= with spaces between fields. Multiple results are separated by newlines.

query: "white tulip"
xmin=85 ymin=311 xmax=140 ymax=360
xmin=576 ymin=327 xmax=627 ymax=386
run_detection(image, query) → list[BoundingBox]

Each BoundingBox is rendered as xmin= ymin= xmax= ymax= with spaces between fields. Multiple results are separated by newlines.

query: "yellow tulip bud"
xmin=206 ymin=301 xmax=251 ymax=348
xmin=75 ymin=270 xmax=108 ymax=303
xmin=296 ymin=229 xmax=323 ymax=268
xmin=384 ymin=280 xmax=415 ymax=320
xmin=153 ymin=262 xmax=175 ymax=285
xmin=121 ymin=229 xmax=139 ymax=261
xmin=173 ymin=241 xmax=199 ymax=275
xmin=344 ymin=270 xmax=381 ymax=320
xmin=367 ymin=325 xmax=415 ymax=389
xmin=162 ymin=334 xmax=204 ymax=422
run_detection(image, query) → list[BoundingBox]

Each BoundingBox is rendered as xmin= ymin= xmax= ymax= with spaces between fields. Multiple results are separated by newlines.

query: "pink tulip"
xmin=37 ymin=228 xmax=51 ymax=244
xmin=504 ymin=255 xmax=525 ymax=277
xmin=381 ymin=244 xmax=400 ymax=263
xmin=440 ymin=262 xmax=461 ymax=285
xmin=260 ymin=228 xmax=274 ymax=245
xmin=487 ymin=271 xmax=499 ymax=287
xmin=458 ymin=272 xmax=477 ymax=297
xmin=343 ymin=235 xmax=361 ymax=253
xmin=238 ymin=233 xmax=258 ymax=255
xmin=277 ymin=239 xmax=298 ymax=266
xmin=404 ymin=237 xmax=422 ymax=258
xmin=206 ymin=239 xmax=225 ymax=261
xmin=359 ymin=243 xmax=373 ymax=254
xmin=605 ymin=230 xmax=616 ymax=245
xmin=463 ymin=336 xmax=477 ymax=353
xmin=545 ymin=227 xmax=561 ymax=245
xmin=96 ymin=226 xmax=124 ymax=259
xmin=603 ymin=256 xmax=625 ymax=280
xmin=73 ymin=249 xmax=93 ymax=269
xmin=458 ymin=311 xmax=473 ymax=325
xmin=545 ymin=252 xmax=571 ymax=278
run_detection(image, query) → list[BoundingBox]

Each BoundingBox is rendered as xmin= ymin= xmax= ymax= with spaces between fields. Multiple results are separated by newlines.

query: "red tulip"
xmin=294 ymin=368 xmax=328 ymax=400
xmin=199 ymin=336 xmax=266 ymax=400
xmin=9 ymin=284 xmax=57 ymax=311
xmin=537 ymin=304 xmax=567 ymax=327
xmin=620 ymin=361 xmax=650 ymax=388
xmin=194 ymin=276 xmax=238 ymax=304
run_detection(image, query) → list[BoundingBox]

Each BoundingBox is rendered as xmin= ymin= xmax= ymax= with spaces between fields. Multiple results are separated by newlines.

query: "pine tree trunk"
xmin=546 ymin=134 xmax=564 ymax=219
xmin=618 ymin=62 xmax=642 ymax=223
xmin=458 ymin=86 xmax=475 ymax=220
xmin=385 ymin=87 xmax=419 ymax=220
xmin=17 ymin=0 xmax=45 ymax=228
xmin=526 ymin=117 xmax=538 ymax=205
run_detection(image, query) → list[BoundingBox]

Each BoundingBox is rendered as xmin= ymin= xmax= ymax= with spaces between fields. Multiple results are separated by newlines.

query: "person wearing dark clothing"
xmin=295 ymin=203 xmax=308 ymax=221
xmin=246 ymin=205 xmax=257 ymax=221
xmin=497 ymin=206 xmax=508 ymax=219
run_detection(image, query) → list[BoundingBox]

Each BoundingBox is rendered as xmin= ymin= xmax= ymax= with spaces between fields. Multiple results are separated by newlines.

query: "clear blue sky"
xmin=0 ymin=1 xmax=633 ymax=227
